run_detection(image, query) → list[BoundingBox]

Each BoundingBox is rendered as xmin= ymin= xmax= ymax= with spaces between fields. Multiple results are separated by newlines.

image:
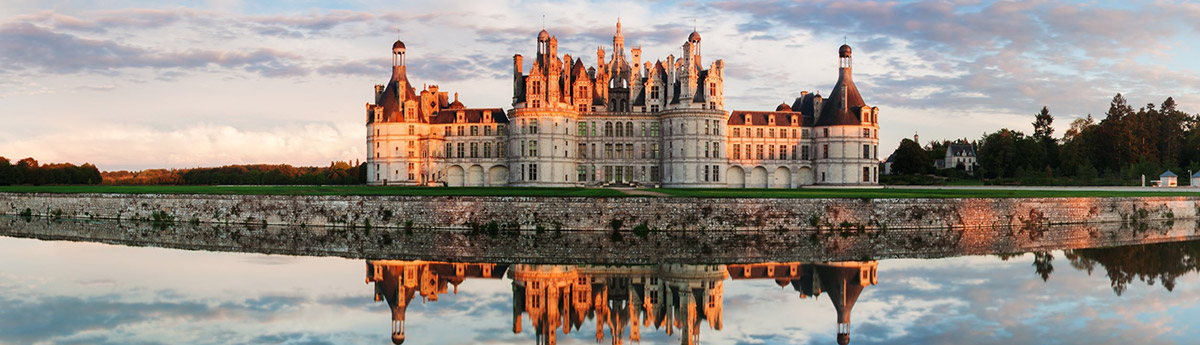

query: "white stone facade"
xmin=366 ymin=22 xmax=879 ymax=187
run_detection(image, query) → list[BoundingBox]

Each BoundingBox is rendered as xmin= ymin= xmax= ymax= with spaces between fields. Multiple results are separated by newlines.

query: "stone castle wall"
xmin=2 ymin=193 xmax=1197 ymax=233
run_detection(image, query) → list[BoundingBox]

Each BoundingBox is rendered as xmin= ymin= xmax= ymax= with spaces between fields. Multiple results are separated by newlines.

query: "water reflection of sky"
xmin=1 ymin=236 xmax=1197 ymax=345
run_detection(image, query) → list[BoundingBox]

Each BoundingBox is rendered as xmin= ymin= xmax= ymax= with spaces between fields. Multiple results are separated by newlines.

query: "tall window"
xmin=483 ymin=142 xmax=492 ymax=158
xmin=863 ymin=144 xmax=870 ymax=159
xmin=709 ymin=82 xmax=716 ymax=96
xmin=712 ymin=165 xmax=719 ymax=181
xmin=769 ymin=145 xmax=776 ymax=160
xmin=712 ymin=142 xmax=719 ymax=158
xmin=651 ymin=86 xmax=659 ymax=99
xmin=498 ymin=142 xmax=505 ymax=157
xmin=704 ymin=142 xmax=710 ymax=158
xmin=408 ymin=125 xmax=415 ymax=135
xmin=733 ymin=145 xmax=741 ymax=159
xmin=605 ymin=122 xmax=614 ymax=137
xmin=756 ymin=145 xmax=764 ymax=160
xmin=605 ymin=144 xmax=613 ymax=159
xmin=615 ymin=122 xmax=623 ymax=137
xmin=823 ymin=128 xmax=829 ymax=137
xmin=733 ymin=127 xmax=741 ymax=137
xmin=626 ymin=122 xmax=633 ymax=137
xmin=651 ymin=143 xmax=659 ymax=158
xmin=756 ymin=128 xmax=764 ymax=138
xmin=626 ymin=143 xmax=634 ymax=159
xmin=801 ymin=145 xmax=810 ymax=160
xmin=863 ymin=128 xmax=870 ymax=138
xmin=528 ymin=140 xmax=537 ymax=156
xmin=779 ymin=145 xmax=787 ymax=160
xmin=591 ymin=122 xmax=597 ymax=136
xmin=863 ymin=167 xmax=870 ymax=182
xmin=650 ymin=122 xmax=660 ymax=137
xmin=470 ymin=126 xmax=479 ymax=136
xmin=531 ymin=81 xmax=542 ymax=94
xmin=457 ymin=143 xmax=465 ymax=158
xmin=457 ymin=126 xmax=465 ymax=136
xmin=484 ymin=126 xmax=492 ymax=136
xmin=497 ymin=125 xmax=506 ymax=135
xmin=529 ymin=119 xmax=538 ymax=134
xmin=529 ymin=164 xmax=538 ymax=181
xmin=445 ymin=143 xmax=453 ymax=158
xmin=705 ymin=121 xmax=711 ymax=135
xmin=470 ymin=142 xmax=478 ymax=158
xmin=641 ymin=122 xmax=647 ymax=137
xmin=578 ymin=166 xmax=587 ymax=182
xmin=578 ymin=122 xmax=587 ymax=136
xmin=578 ymin=143 xmax=587 ymax=158
xmin=823 ymin=144 xmax=829 ymax=159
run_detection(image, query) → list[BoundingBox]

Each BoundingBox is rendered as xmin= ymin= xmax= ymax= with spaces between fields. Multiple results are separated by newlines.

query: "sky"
xmin=2 ymin=0 xmax=1200 ymax=171
xmin=3 ymin=236 xmax=1198 ymax=344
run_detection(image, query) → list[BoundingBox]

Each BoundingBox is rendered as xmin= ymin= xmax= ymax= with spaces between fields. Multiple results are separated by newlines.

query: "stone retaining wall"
xmin=1 ymin=193 xmax=1197 ymax=233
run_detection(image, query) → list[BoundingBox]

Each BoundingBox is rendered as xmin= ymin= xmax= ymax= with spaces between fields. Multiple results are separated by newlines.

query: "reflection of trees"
xmin=1065 ymin=241 xmax=1200 ymax=296
xmin=1032 ymin=252 xmax=1054 ymax=282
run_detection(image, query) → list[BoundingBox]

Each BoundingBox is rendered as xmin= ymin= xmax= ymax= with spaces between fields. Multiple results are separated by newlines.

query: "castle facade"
xmin=365 ymin=21 xmax=880 ymax=188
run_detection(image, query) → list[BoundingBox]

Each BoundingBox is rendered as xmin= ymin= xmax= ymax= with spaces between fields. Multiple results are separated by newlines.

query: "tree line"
xmin=102 ymin=162 xmax=366 ymax=185
xmin=889 ymin=94 xmax=1200 ymax=185
xmin=0 ymin=157 xmax=103 ymax=185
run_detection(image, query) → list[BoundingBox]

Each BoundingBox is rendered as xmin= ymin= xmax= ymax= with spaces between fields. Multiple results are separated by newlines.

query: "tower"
xmin=813 ymin=43 xmax=880 ymax=185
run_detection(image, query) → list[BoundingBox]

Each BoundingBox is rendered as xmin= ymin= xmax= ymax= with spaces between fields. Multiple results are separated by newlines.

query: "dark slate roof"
xmin=430 ymin=108 xmax=509 ymax=124
xmin=375 ymin=79 xmax=418 ymax=124
xmin=775 ymin=103 xmax=792 ymax=111
xmin=947 ymin=144 xmax=976 ymax=157
xmin=727 ymin=111 xmax=804 ymax=127
xmin=1193 ymin=171 xmax=1200 ymax=178
xmin=815 ymin=264 xmax=866 ymax=325
xmin=816 ymin=67 xmax=867 ymax=126
xmin=670 ymin=82 xmax=680 ymax=104
xmin=632 ymin=83 xmax=646 ymax=106
xmin=790 ymin=93 xmax=818 ymax=117
xmin=1161 ymin=170 xmax=1178 ymax=177
xmin=692 ymin=70 xmax=708 ymax=103
xmin=513 ymin=75 xmax=526 ymax=103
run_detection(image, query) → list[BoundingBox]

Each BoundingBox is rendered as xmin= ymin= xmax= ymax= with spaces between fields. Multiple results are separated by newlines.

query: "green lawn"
xmin=0 ymin=185 xmax=628 ymax=197
xmin=655 ymin=188 xmax=1200 ymax=199
xmin=0 ymin=185 xmax=1197 ymax=198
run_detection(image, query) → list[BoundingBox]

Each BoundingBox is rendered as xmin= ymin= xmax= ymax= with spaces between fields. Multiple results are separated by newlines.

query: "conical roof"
xmin=816 ymin=66 xmax=866 ymax=126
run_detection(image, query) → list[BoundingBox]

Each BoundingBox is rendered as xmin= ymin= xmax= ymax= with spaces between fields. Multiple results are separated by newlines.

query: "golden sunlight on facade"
xmin=365 ymin=260 xmax=878 ymax=344
xmin=365 ymin=21 xmax=880 ymax=187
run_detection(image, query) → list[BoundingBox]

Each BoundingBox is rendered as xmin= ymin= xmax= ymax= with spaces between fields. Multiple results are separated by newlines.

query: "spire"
xmin=613 ymin=18 xmax=625 ymax=55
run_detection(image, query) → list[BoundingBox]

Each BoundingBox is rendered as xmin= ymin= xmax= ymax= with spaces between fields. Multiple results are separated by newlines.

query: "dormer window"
xmin=483 ymin=110 xmax=492 ymax=123
xmin=744 ymin=114 xmax=752 ymax=124
xmin=768 ymin=116 xmax=775 ymax=126
xmin=791 ymin=115 xmax=798 ymax=126
xmin=456 ymin=111 xmax=465 ymax=123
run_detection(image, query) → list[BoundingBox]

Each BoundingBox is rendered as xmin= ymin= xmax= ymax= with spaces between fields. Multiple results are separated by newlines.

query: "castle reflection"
xmin=366 ymin=260 xmax=877 ymax=345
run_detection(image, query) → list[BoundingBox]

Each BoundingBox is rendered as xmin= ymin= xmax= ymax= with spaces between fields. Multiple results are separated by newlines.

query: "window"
xmin=529 ymin=119 xmax=538 ymax=134
xmin=863 ymin=128 xmax=870 ymax=138
xmin=626 ymin=122 xmax=633 ymax=138
xmin=605 ymin=122 xmax=614 ymax=137
xmin=779 ymin=145 xmax=787 ymax=160
xmin=626 ymin=144 xmax=634 ymax=159
xmin=407 ymin=163 xmax=414 ymax=180
xmin=801 ymin=145 xmax=810 ymax=160
xmin=792 ymin=145 xmax=798 ymax=160
xmin=579 ymin=143 xmax=587 ymax=158
xmin=650 ymin=166 xmax=660 ymax=182
xmin=863 ymin=144 xmax=870 ymax=159
xmin=578 ymin=123 xmax=587 ymax=136
xmin=650 ymin=105 xmax=659 ymax=112
xmin=528 ymin=140 xmax=537 ymax=156
xmin=756 ymin=145 xmax=764 ymax=160
xmin=408 ymin=125 xmax=415 ymax=135
xmin=615 ymin=122 xmax=623 ymax=137
xmin=616 ymin=144 xmax=624 ymax=159
xmin=529 ymin=164 xmax=538 ymax=181
xmin=703 ymin=165 xmax=709 ymax=182
xmin=590 ymin=143 xmax=596 ymax=158
xmin=457 ymin=143 xmax=465 ymax=158
xmin=733 ymin=145 xmax=741 ymax=159
xmin=756 ymin=128 xmax=764 ymax=138
xmin=712 ymin=142 xmax=719 ymax=158
xmin=470 ymin=126 xmax=479 ymax=136
xmin=457 ymin=126 xmax=465 ymax=136
xmin=650 ymin=122 xmax=660 ymax=137
xmin=578 ymin=166 xmax=587 ymax=182
xmin=484 ymin=142 xmax=492 ymax=158
xmin=863 ymin=167 xmax=870 ymax=182
xmin=791 ymin=129 xmax=797 ymax=138
xmin=591 ymin=122 xmax=597 ymax=136
xmin=444 ymin=127 xmax=451 ymax=136
xmin=768 ymin=128 xmax=775 ymax=138
xmin=733 ymin=127 xmax=741 ymax=137
xmin=497 ymin=125 xmax=506 ymax=135
xmin=641 ymin=122 xmax=647 ymax=137
xmin=640 ymin=144 xmax=646 ymax=159
xmin=705 ymin=142 xmax=710 ymax=158
xmin=769 ymin=145 xmax=776 ymax=160
xmin=823 ymin=128 xmax=829 ymax=137
xmin=498 ymin=142 xmax=505 ymax=157
xmin=713 ymin=121 xmax=719 ymax=135
xmin=605 ymin=144 xmax=613 ymax=159
xmin=484 ymin=126 xmax=492 ymax=136
xmin=802 ymin=129 xmax=810 ymax=139
xmin=709 ymin=82 xmax=716 ymax=96
xmin=712 ymin=165 xmax=719 ymax=181
xmin=531 ymin=81 xmax=542 ymax=94
xmin=651 ymin=86 xmax=659 ymax=99
xmin=705 ymin=121 xmax=711 ymax=135
xmin=651 ymin=143 xmax=659 ymax=158
xmin=445 ymin=143 xmax=452 ymax=158
xmin=822 ymin=144 xmax=829 ymax=159
xmin=578 ymin=103 xmax=588 ymax=112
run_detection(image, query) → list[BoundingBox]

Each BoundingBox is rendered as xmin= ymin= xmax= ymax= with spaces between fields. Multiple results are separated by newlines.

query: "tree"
xmin=890 ymin=138 xmax=932 ymax=175
xmin=1032 ymin=106 xmax=1055 ymax=140
xmin=0 ymin=157 xmax=14 ymax=185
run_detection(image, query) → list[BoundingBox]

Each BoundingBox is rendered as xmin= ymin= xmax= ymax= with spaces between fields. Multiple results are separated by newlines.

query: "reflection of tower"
xmin=365 ymin=260 xmax=507 ymax=344
xmin=727 ymin=261 xmax=878 ymax=345
xmin=510 ymin=264 xmax=726 ymax=345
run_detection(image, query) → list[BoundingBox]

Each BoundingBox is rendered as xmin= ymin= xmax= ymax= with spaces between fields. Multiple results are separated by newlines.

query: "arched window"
xmin=605 ymin=122 xmax=614 ymax=137
xmin=616 ymin=122 xmax=624 ymax=137
xmin=625 ymin=122 xmax=634 ymax=137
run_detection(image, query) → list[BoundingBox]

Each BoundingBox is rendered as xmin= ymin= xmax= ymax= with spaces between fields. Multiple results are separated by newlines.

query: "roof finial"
xmin=542 ymin=14 xmax=545 ymax=29
xmin=844 ymin=35 xmax=847 ymax=44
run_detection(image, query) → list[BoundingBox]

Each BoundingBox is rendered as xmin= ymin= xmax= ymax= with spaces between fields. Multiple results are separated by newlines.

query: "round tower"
xmin=813 ymin=44 xmax=880 ymax=185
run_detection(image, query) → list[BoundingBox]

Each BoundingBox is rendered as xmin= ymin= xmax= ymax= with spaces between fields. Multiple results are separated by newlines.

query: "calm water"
xmin=2 ymin=235 xmax=1199 ymax=345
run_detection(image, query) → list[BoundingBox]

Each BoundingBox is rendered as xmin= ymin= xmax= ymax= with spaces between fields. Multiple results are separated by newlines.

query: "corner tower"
xmin=813 ymin=44 xmax=879 ymax=185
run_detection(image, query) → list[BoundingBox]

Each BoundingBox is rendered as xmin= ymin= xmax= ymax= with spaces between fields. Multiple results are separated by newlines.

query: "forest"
xmin=100 ymin=162 xmax=366 ymax=185
xmin=0 ymin=157 xmax=102 ymax=185
xmin=887 ymin=94 xmax=1200 ymax=185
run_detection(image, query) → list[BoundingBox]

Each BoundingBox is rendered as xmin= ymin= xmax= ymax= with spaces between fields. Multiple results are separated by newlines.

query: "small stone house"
xmin=1192 ymin=171 xmax=1200 ymax=187
xmin=1159 ymin=170 xmax=1178 ymax=187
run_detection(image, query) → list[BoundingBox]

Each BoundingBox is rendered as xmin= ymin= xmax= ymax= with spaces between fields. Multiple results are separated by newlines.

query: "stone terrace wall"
xmin=1 ymin=193 xmax=1198 ymax=233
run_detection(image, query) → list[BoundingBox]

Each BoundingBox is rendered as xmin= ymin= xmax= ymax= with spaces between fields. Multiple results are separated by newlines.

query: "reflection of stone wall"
xmin=1 ymin=193 xmax=1196 ymax=232
xmin=1 ymin=193 xmax=1198 ymax=263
